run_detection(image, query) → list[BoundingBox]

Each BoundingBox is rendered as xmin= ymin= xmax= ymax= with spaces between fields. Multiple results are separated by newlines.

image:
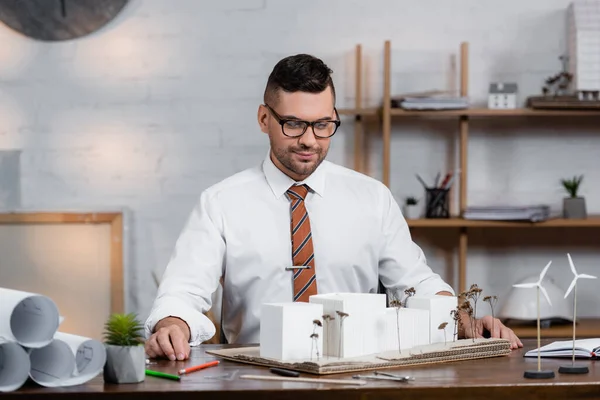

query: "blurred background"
xmin=0 ymin=0 xmax=599 ymax=342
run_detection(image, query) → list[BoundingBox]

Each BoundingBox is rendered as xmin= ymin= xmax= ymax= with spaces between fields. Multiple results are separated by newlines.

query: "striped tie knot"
xmin=286 ymin=184 xmax=309 ymax=201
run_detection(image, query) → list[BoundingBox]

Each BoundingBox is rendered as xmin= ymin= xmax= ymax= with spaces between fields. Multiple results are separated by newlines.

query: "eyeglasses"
xmin=264 ymin=103 xmax=341 ymax=138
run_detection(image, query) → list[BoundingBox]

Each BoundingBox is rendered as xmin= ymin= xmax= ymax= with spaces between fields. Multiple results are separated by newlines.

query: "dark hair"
xmin=264 ymin=54 xmax=336 ymax=105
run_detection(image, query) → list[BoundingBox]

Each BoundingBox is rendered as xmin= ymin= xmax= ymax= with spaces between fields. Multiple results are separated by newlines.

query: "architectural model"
xmin=259 ymin=292 xmax=458 ymax=361
xmin=567 ymin=0 xmax=600 ymax=100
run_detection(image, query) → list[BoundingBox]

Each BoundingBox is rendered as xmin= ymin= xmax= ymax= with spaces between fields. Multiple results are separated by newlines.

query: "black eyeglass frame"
xmin=263 ymin=103 xmax=341 ymax=138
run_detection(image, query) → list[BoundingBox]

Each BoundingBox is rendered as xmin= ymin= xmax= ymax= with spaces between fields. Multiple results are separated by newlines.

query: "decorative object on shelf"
xmin=526 ymin=53 xmax=600 ymax=109
xmin=402 ymin=196 xmax=420 ymax=219
xmin=512 ymin=261 xmax=556 ymax=379
xmin=488 ymin=83 xmax=518 ymax=109
xmin=559 ymin=253 xmax=597 ymax=375
xmin=543 ymin=55 xmax=574 ymax=97
xmin=567 ymin=0 xmax=600 ymax=101
xmin=103 ymin=313 xmax=146 ymax=384
xmin=0 ymin=0 xmax=129 ymax=41
xmin=561 ymin=175 xmax=586 ymax=219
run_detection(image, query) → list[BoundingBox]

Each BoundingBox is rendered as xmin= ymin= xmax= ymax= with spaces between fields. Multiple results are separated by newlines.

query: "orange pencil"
xmin=178 ymin=360 xmax=220 ymax=375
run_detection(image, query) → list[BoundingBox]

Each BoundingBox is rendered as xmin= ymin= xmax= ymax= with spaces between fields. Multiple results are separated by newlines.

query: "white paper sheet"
xmin=28 ymin=332 xmax=106 ymax=387
xmin=0 ymin=288 xmax=60 ymax=348
xmin=0 ymin=338 xmax=31 ymax=392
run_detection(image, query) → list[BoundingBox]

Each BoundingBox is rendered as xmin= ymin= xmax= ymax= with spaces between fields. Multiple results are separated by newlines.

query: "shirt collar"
xmin=262 ymin=151 xmax=326 ymax=199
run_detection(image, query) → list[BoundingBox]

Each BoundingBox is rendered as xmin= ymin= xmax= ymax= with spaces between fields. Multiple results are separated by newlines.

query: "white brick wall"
xmin=1 ymin=0 xmax=599 ymax=322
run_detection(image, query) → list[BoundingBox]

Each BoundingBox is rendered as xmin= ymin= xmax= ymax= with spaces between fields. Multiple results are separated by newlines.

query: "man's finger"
xmin=146 ymin=335 xmax=165 ymax=359
xmin=157 ymin=330 xmax=176 ymax=361
xmin=169 ymin=327 xmax=190 ymax=360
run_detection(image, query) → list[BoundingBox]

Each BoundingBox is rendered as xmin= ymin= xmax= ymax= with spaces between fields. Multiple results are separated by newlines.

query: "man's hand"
xmin=145 ymin=317 xmax=191 ymax=361
xmin=460 ymin=314 xmax=523 ymax=350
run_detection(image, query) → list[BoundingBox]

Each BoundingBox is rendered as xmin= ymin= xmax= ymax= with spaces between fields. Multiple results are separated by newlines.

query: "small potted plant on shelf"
xmin=103 ymin=313 xmax=146 ymax=384
xmin=403 ymin=196 xmax=420 ymax=219
xmin=561 ymin=175 xmax=586 ymax=219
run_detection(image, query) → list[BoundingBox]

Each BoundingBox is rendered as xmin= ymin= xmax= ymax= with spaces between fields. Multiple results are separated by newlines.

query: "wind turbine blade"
xmin=540 ymin=285 xmax=552 ymax=306
xmin=564 ymin=278 xmax=577 ymax=299
xmin=513 ymin=283 xmax=537 ymax=288
xmin=538 ymin=260 xmax=552 ymax=283
xmin=579 ymin=274 xmax=598 ymax=280
xmin=567 ymin=253 xmax=577 ymax=277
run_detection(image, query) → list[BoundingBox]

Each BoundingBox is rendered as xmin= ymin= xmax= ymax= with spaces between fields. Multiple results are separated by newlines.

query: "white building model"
xmin=260 ymin=293 xmax=457 ymax=361
xmin=567 ymin=0 xmax=600 ymax=100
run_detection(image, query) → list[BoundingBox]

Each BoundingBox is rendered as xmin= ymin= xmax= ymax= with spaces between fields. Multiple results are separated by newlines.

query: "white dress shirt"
xmin=144 ymin=153 xmax=454 ymax=345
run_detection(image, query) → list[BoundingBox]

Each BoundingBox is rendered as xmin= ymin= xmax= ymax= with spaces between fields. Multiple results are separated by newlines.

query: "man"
xmin=144 ymin=54 xmax=522 ymax=361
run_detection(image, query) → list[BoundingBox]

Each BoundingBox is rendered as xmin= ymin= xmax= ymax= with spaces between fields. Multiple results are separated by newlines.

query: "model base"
xmin=558 ymin=365 xmax=589 ymax=374
xmin=524 ymin=370 xmax=555 ymax=379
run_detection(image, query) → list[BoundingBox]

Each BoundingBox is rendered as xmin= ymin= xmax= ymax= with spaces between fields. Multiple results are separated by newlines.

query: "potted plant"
xmin=561 ymin=175 xmax=586 ymax=219
xmin=403 ymin=196 xmax=420 ymax=219
xmin=103 ymin=313 xmax=146 ymax=384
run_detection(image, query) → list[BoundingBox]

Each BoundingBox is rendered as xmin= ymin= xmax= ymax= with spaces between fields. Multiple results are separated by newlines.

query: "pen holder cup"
xmin=425 ymin=188 xmax=450 ymax=218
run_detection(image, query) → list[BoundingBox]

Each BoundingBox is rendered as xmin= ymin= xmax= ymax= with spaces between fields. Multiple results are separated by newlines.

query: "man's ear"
xmin=257 ymin=104 xmax=269 ymax=134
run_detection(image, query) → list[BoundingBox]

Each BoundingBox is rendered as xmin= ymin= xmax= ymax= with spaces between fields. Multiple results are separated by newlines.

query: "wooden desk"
xmin=5 ymin=340 xmax=600 ymax=400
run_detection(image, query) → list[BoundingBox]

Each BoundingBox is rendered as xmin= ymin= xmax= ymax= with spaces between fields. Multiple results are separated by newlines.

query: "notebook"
xmin=524 ymin=338 xmax=600 ymax=359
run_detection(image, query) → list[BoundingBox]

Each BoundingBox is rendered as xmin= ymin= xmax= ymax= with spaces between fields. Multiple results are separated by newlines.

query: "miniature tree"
xmin=403 ymin=287 xmax=416 ymax=307
xmin=467 ymin=284 xmax=483 ymax=322
xmin=459 ymin=300 xmax=475 ymax=342
xmin=310 ymin=319 xmax=322 ymax=361
xmin=464 ymin=284 xmax=483 ymax=341
xmin=483 ymin=295 xmax=498 ymax=336
xmin=321 ymin=314 xmax=334 ymax=358
xmin=310 ymin=333 xmax=320 ymax=361
xmin=450 ymin=308 xmax=461 ymax=342
xmin=438 ymin=322 xmax=449 ymax=346
xmin=335 ymin=311 xmax=349 ymax=359
xmin=389 ymin=293 xmax=403 ymax=354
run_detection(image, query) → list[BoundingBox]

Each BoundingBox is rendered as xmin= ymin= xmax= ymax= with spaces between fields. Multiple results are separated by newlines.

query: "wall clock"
xmin=0 ymin=0 xmax=129 ymax=41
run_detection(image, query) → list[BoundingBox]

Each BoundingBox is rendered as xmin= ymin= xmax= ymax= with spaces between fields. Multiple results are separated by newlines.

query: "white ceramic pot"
xmin=103 ymin=344 xmax=145 ymax=384
xmin=403 ymin=205 xmax=420 ymax=219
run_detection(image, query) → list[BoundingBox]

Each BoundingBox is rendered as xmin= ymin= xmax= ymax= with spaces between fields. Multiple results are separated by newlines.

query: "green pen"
xmin=145 ymin=369 xmax=181 ymax=381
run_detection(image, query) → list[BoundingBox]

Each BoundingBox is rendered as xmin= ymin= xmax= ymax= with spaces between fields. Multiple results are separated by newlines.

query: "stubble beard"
xmin=272 ymin=143 xmax=327 ymax=179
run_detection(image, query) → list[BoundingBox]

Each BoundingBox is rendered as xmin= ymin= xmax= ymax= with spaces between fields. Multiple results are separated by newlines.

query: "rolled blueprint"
xmin=0 ymin=288 xmax=59 ymax=348
xmin=0 ymin=338 xmax=31 ymax=392
xmin=29 ymin=332 xmax=106 ymax=387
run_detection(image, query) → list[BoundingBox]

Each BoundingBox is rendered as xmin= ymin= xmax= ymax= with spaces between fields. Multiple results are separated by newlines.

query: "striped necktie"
xmin=286 ymin=184 xmax=317 ymax=302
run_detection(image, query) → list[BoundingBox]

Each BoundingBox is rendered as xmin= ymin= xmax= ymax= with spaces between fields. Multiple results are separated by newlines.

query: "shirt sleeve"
xmin=377 ymin=185 xmax=455 ymax=301
xmin=144 ymin=190 xmax=226 ymax=346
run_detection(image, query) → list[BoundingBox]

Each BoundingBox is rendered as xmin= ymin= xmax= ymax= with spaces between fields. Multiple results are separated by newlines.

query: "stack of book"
xmin=391 ymin=91 xmax=469 ymax=110
xmin=463 ymin=205 xmax=551 ymax=222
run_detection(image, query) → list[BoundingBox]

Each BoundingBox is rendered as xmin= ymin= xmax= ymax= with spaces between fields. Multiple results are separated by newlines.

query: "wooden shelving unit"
xmin=341 ymin=41 xmax=600 ymax=337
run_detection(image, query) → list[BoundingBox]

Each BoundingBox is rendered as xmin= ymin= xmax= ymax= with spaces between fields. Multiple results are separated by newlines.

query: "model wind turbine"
xmin=559 ymin=253 xmax=597 ymax=375
xmin=513 ymin=260 xmax=555 ymax=379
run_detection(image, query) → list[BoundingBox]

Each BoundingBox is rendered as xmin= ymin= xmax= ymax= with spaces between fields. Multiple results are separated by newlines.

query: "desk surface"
xmin=5 ymin=339 xmax=600 ymax=400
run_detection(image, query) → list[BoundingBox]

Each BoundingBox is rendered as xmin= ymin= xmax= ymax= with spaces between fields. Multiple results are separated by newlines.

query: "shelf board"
xmin=391 ymin=108 xmax=600 ymax=117
xmin=337 ymin=108 xmax=378 ymax=117
xmin=406 ymin=216 xmax=600 ymax=228
xmin=510 ymin=318 xmax=600 ymax=338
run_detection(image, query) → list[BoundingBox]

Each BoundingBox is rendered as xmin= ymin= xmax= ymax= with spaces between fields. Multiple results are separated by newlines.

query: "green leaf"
xmin=561 ymin=174 xmax=583 ymax=198
xmin=103 ymin=313 xmax=144 ymax=346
